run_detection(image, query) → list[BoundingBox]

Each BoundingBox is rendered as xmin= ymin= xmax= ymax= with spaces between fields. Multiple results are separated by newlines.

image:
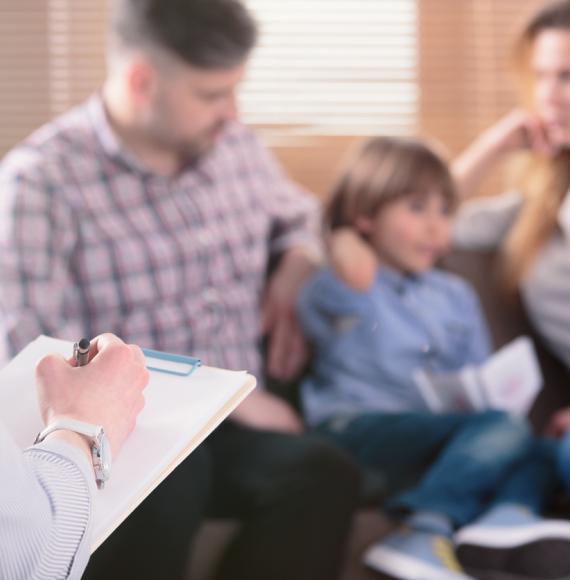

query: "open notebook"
xmin=413 ymin=336 xmax=541 ymax=415
xmin=0 ymin=335 xmax=256 ymax=552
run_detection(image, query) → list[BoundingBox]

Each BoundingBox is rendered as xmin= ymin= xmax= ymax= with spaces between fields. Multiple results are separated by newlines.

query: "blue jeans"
xmin=317 ymin=410 xmax=558 ymax=527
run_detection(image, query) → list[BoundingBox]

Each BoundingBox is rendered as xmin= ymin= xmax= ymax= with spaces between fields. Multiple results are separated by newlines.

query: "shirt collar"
xmin=87 ymin=94 xmax=151 ymax=175
xmin=377 ymin=265 xmax=425 ymax=294
xmin=87 ymin=93 xmax=222 ymax=181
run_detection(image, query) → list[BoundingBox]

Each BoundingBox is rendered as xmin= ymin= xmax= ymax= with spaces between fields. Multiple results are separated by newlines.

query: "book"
xmin=413 ymin=336 xmax=542 ymax=415
xmin=0 ymin=335 xmax=256 ymax=552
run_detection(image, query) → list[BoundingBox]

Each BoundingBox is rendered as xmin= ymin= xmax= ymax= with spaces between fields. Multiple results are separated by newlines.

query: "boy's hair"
xmin=110 ymin=0 xmax=258 ymax=69
xmin=325 ymin=136 xmax=457 ymax=231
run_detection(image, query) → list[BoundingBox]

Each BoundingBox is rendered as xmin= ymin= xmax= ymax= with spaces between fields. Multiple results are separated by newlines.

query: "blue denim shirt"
xmin=298 ymin=266 xmax=492 ymax=427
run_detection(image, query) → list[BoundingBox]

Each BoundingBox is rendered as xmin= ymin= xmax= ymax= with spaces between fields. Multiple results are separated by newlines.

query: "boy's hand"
xmin=329 ymin=228 xmax=378 ymax=292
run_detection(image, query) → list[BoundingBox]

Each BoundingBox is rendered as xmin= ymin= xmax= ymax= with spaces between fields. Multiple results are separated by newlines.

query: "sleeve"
xmin=0 ymin=160 xmax=82 ymax=360
xmin=297 ymin=267 xmax=373 ymax=348
xmin=0 ymin=422 xmax=95 ymax=580
xmin=452 ymin=191 xmax=524 ymax=250
xmin=246 ymin=131 xmax=324 ymax=261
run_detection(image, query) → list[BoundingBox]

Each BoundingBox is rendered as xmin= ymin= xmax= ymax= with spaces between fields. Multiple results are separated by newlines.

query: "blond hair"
xmin=503 ymin=0 xmax=570 ymax=290
xmin=324 ymin=136 xmax=456 ymax=232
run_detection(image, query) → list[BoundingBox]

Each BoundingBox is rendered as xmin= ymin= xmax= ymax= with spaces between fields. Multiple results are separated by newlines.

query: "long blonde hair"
xmin=324 ymin=136 xmax=456 ymax=233
xmin=503 ymin=0 xmax=570 ymax=290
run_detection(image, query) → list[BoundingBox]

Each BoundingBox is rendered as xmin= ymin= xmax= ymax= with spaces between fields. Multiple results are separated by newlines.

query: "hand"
xmin=480 ymin=109 xmax=555 ymax=157
xmin=328 ymin=227 xmax=378 ymax=292
xmin=262 ymin=249 xmax=318 ymax=380
xmin=453 ymin=109 xmax=557 ymax=199
xmin=545 ymin=407 xmax=570 ymax=438
xmin=36 ymin=333 xmax=150 ymax=457
xmin=230 ymin=389 xmax=304 ymax=433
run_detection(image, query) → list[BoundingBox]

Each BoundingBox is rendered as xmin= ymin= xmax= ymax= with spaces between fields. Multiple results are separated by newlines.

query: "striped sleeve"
xmin=0 ymin=423 xmax=95 ymax=580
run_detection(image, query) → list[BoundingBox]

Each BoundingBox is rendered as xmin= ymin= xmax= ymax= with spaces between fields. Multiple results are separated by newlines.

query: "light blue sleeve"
xmin=297 ymin=267 xmax=373 ymax=347
xmin=454 ymin=277 xmax=493 ymax=365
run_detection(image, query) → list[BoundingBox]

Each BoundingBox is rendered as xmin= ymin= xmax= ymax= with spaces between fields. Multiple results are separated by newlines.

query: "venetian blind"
xmin=0 ymin=0 xmax=108 ymax=157
xmin=419 ymin=0 xmax=547 ymax=153
xmin=241 ymin=0 xmax=418 ymax=139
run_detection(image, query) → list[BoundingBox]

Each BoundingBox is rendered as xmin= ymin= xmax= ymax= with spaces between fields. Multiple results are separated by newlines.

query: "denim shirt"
xmin=298 ymin=266 xmax=492 ymax=427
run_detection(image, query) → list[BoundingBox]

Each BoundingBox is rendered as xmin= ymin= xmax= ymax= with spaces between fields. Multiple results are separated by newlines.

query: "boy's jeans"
xmin=317 ymin=410 xmax=558 ymax=527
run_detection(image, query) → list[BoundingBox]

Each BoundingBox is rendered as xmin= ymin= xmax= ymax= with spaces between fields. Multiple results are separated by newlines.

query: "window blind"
xmin=0 ymin=2 xmax=51 ymax=155
xmin=241 ymin=0 xmax=418 ymax=138
xmin=0 ymin=0 xmax=107 ymax=157
xmin=420 ymin=0 xmax=546 ymax=153
xmin=0 ymin=0 xmax=554 ymax=194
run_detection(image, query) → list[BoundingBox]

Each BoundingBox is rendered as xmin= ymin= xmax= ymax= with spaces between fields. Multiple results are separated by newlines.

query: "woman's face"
xmin=533 ymin=29 xmax=570 ymax=147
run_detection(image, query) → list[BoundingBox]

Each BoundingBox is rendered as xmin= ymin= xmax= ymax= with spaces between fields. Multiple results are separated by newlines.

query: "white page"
xmin=479 ymin=336 xmax=542 ymax=416
xmin=0 ymin=335 xmax=256 ymax=551
xmin=414 ymin=366 xmax=481 ymax=412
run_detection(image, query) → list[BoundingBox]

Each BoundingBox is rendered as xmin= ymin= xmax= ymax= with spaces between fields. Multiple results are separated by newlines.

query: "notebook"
xmin=413 ymin=336 xmax=542 ymax=415
xmin=0 ymin=335 xmax=256 ymax=552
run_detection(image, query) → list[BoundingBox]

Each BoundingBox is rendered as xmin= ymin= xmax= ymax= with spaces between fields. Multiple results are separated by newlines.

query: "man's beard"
xmin=152 ymin=120 xmax=227 ymax=162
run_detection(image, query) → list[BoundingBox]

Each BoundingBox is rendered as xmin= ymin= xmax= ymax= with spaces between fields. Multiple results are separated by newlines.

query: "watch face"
xmin=94 ymin=430 xmax=112 ymax=484
xmin=100 ymin=434 xmax=112 ymax=476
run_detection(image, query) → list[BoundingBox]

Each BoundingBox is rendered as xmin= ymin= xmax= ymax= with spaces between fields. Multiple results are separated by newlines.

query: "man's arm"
xmin=262 ymin=247 xmax=320 ymax=381
xmin=0 ymin=161 xmax=81 ymax=359
xmin=246 ymin=133 xmax=323 ymax=381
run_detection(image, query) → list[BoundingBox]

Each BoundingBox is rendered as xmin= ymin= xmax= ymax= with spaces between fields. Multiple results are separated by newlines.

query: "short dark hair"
xmin=111 ymin=0 xmax=258 ymax=69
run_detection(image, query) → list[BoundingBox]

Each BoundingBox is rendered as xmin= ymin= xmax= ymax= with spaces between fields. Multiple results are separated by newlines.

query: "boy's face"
xmin=357 ymin=191 xmax=453 ymax=274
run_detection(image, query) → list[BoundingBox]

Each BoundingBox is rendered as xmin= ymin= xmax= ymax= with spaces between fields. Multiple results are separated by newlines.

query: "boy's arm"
xmin=328 ymin=228 xmax=378 ymax=292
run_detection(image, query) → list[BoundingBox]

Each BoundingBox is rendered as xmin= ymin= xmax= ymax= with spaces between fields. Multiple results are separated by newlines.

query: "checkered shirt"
xmin=0 ymin=95 xmax=321 ymax=382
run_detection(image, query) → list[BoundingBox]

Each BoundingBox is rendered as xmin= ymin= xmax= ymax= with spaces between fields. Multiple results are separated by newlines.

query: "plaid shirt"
xmin=0 ymin=95 xmax=321 ymax=382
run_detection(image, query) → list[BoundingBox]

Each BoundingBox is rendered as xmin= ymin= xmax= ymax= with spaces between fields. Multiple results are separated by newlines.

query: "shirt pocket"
xmin=440 ymin=318 xmax=473 ymax=366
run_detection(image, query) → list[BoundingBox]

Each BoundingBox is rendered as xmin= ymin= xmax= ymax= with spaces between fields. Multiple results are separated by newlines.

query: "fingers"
xmin=260 ymin=294 xmax=275 ymax=334
xmin=36 ymin=352 xmax=68 ymax=380
xmin=128 ymin=343 xmax=146 ymax=366
xmin=526 ymin=115 xmax=554 ymax=155
xmin=267 ymin=312 xmax=298 ymax=379
xmin=284 ymin=323 xmax=308 ymax=379
xmin=90 ymin=333 xmax=125 ymax=359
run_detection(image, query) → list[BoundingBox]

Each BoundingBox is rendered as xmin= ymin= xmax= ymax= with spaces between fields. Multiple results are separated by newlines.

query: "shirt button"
xmin=421 ymin=344 xmax=432 ymax=354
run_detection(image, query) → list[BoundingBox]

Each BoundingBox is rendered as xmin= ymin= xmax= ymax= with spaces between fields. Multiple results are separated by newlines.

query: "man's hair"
xmin=111 ymin=0 xmax=258 ymax=69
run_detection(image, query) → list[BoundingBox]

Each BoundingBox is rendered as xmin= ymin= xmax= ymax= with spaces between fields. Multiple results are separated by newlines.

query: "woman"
xmin=453 ymin=0 xmax=570 ymax=438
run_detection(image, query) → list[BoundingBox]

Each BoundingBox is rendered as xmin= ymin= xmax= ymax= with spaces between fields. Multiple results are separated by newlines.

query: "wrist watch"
xmin=34 ymin=418 xmax=112 ymax=489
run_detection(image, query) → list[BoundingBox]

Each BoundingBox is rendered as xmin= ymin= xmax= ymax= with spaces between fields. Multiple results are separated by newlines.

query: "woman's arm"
xmin=452 ymin=109 xmax=553 ymax=199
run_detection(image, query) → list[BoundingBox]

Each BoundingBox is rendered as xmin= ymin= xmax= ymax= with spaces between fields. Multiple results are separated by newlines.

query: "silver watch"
xmin=35 ymin=418 xmax=112 ymax=489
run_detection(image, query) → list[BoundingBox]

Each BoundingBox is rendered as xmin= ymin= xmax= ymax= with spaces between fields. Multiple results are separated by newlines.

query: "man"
xmin=0 ymin=1 xmax=360 ymax=579
xmin=0 ymin=334 xmax=148 ymax=580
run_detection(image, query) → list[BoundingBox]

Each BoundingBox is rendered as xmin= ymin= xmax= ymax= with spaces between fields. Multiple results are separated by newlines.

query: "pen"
xmin=73 ymin=338 xmax=91 ymax=367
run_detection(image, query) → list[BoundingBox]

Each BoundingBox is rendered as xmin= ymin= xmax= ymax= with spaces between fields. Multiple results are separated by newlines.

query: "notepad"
xmin=0 ymin=335 xmax=256 ymax=552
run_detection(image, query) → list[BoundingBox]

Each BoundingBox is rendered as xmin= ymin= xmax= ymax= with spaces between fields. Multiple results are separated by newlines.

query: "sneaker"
xmin=455 ymin=504 xmax=570 ymax=579
xmin=363 ymin=527 xmax=473 ymax=580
